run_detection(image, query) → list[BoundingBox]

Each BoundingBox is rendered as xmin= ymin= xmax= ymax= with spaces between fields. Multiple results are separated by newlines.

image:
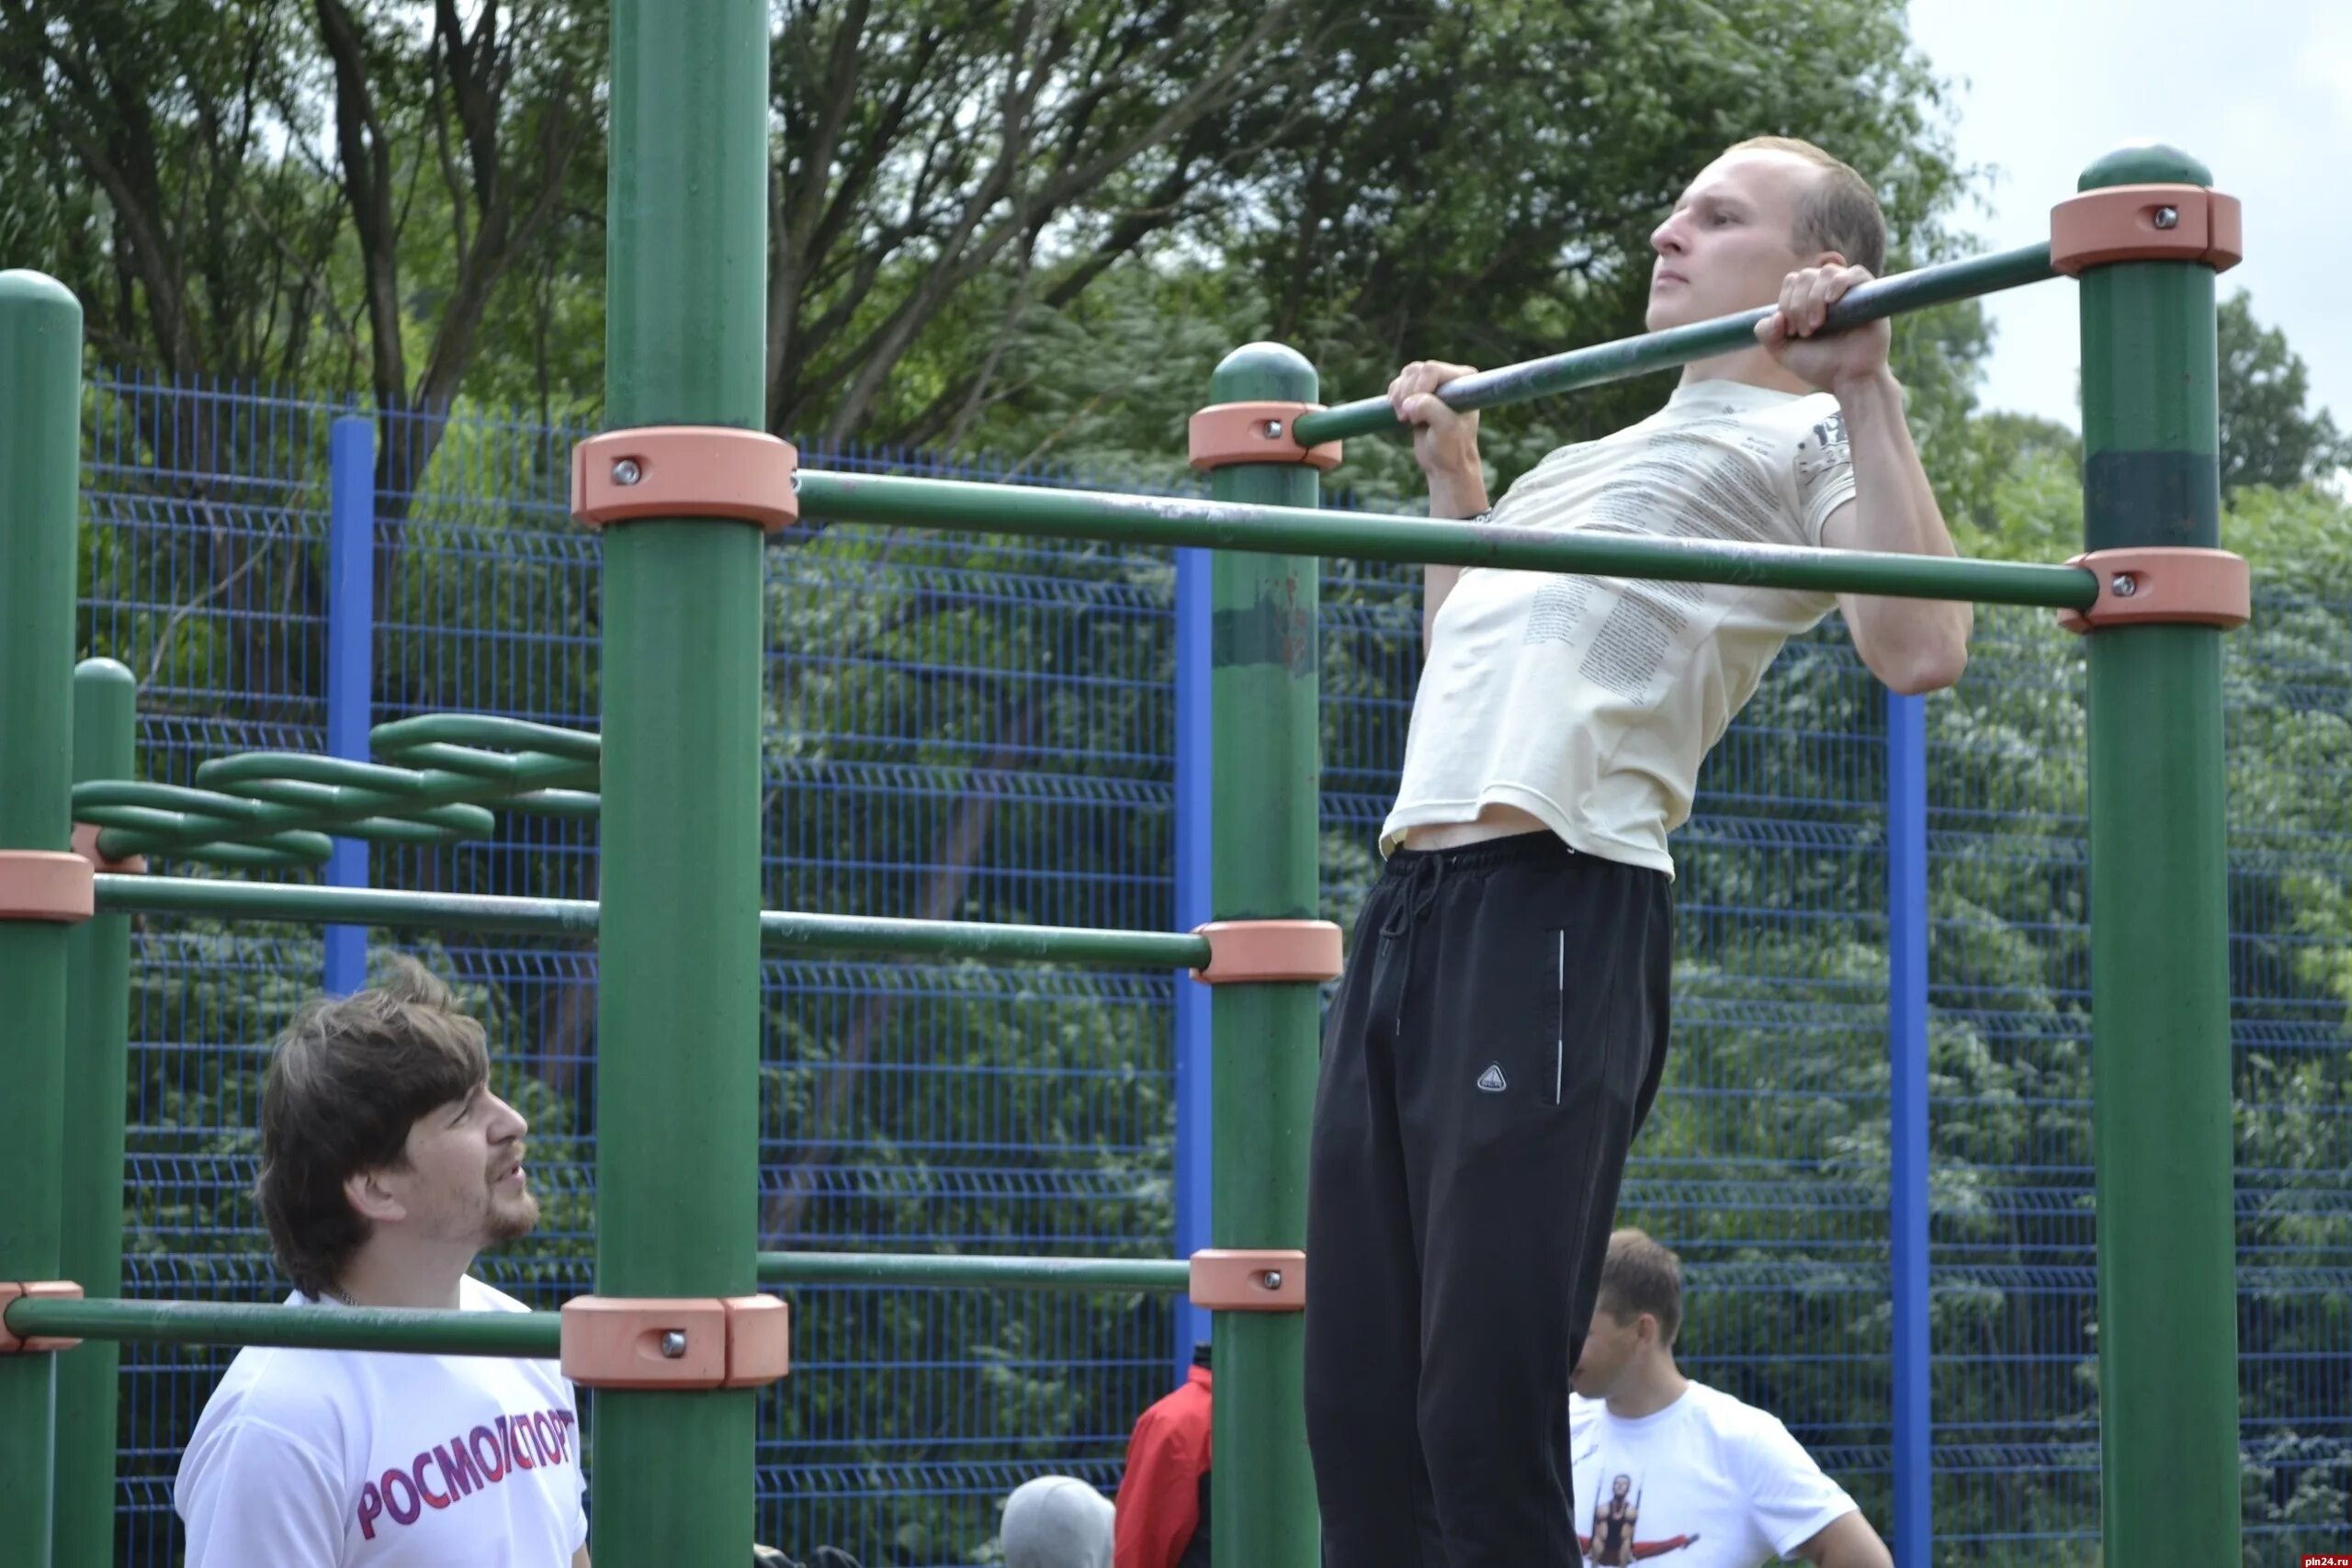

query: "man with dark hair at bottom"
xmin=1306 ymin=134 xmax=1971 ymax=1568
xmin=175 ymin=957 xmax=862 ymax=1568
xmin=176 ymin=955 xmax=590 ymax=1567
xmin=1570 ymin=1230 xmax=1891 ymax=1568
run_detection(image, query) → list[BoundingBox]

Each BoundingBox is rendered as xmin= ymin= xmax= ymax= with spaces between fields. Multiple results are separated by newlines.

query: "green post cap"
xmin=74 ymin=657 xmax=137 ymax=691
xmin=2079 ymin=143 xmax=2213 ymax=191
xmin=1211 ymin=342 xmax=1318 ymax=403
xmin=0 ymin=268 xmax=83 ymax=315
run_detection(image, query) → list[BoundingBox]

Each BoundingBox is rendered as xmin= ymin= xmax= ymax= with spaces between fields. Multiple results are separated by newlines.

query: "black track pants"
xmin=1304 ymin=831 xmax=1672 ymax=1568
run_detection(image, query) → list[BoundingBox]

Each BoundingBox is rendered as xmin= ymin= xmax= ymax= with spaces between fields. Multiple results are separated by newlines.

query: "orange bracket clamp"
xmin=0 ymin=852 xmax=95 ymax=923
xmin=74 ymin=822 xmax=146 ymax=875
xmin=2056 ymin=547 xmax=2250 ymax=635
xmin=1190 ymin=919 xmax=1343 ymax=985
xmin=571 ymin=427 xmax=800 ymax=534
xmin=1189 ymin=402 xmax=1343 ymax=474
xmin=1190 ymin=1249 xmax=1306 ymax=1313
xmin=0 ymin=1281 xmax=85 ymax=1353
xmin=2050 ymin=184 xmax=2243 ymax=276
xmin=559 ymin=1294 xmax=790 ymax=1391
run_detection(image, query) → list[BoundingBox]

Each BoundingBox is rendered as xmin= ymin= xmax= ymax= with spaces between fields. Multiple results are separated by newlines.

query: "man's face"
xmin=1645 ymin=149 xmax=1829 ymax=333
xmin=384 ymin=1080 xmax=537 ymax=1249
xmin=1569 ymin=1298 xmax=1647 ymax=1399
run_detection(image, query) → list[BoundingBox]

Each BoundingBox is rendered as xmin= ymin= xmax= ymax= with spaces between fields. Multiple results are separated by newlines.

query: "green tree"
xmin=915 ymin=0 xmax=1982 ymax=503
xmin=2218 ymin=290 xmax=2350 ymax=497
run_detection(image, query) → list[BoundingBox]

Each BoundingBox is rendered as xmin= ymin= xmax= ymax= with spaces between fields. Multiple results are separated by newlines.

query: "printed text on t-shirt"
xmin=355 ymin=1406 xmax=578 ymax=1540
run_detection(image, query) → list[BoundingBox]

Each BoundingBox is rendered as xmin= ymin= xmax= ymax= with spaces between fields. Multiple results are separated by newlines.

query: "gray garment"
xmin=1000 ymin=1476 xmax=1115 ymax=1568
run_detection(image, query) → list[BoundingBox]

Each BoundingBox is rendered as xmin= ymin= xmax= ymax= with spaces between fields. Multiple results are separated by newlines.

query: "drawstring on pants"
xmin=1379 ymin=853 xmax=1447 ymax=939
xmin=1378 ymin=853 xmax=1447 ymax=1031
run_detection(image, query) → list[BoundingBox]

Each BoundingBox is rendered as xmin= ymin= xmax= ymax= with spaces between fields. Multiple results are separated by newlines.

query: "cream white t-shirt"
xmin=176 ymin=1276 xmax=587 ymax=1567
xmin=1381 ymin=380 xmax=1857 ymax=874
xmin=1570 ymin=1383 xmax=1860 ymax=1566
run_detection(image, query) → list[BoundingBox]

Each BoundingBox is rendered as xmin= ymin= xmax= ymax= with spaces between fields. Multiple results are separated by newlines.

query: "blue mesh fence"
xmin=69 ymin=374 xmax=2352 ymax=1565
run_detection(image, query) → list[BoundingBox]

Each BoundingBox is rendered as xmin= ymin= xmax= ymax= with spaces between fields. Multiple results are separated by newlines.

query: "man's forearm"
xmin=1422 ymin=466 xmax=1490 ymax=649
xmin=1834 ymin=369 xmax=1972 ymax=691
xmin=1815 ymin=1528 xmax=1894 ymax=1568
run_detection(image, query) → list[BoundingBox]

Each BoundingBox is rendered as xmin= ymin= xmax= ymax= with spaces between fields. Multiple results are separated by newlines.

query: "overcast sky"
xmin=1903 ymin=0 xmax=2346 ymax=433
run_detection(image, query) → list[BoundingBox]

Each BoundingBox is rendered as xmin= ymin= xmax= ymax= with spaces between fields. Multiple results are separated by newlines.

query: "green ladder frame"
xmin=0 ymin=6 xmax=2244 ymax=1555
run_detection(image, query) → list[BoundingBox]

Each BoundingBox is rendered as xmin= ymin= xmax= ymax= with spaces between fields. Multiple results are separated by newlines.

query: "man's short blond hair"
xmin=1595 ymin=1227 xmax=1684 ymax=1346
xmin=1726 ymin=136 xmax=1887 ymax=276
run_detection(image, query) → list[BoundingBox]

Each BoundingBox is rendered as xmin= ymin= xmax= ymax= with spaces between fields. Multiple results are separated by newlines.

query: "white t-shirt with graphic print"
xmin=176 ymin=1276 xmax=587 ymax=1567
xmin=1380 ymin=379 xmax=1858 ymax=874
xmin=1569 ymin=1383 xmax=1860 ymax=1567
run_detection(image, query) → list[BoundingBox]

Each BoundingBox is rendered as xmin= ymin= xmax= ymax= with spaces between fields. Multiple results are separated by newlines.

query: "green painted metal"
xmin=0 ymin=268 xmax=84 ymax=1567
xmin=758 ymin=1252 xmax=1193 ymax=1293
xmin=90 ymin=744 xmax=592 ymax=861
xmin=93 ymin=876 xmax=1214 ymax=968
xmin=2 ymin=1297 xmax=560 ymax=1358
xmin=754 ymin=908 xmax=1207 ymax=967
xmin=594 ymin=0 xmax=770 ymax=1562
xmin=199 ymin=753 xmax=500 ymax=840
xmin=78 ymin=774 xmax=485 ymax=852
xmin=74 ymin=782 xmax=339 ymax=866
xmin=1291 ymin=242 xmax=2059 ymax=445
xmin=77 ymin=713 xmax=601 ymax=862
xmin=55 ymin=660 xmax=136 ymax=1568
xmin=2074 ymin=144 xmax=2240 ymax=1567
xmin=370 ymin=712 xmax=604 ymax=767
xmin=2079 ymin=143 xmax=2214 ymax=188
xmin=1204 ymin=344 xmax=1324 ymax=1568
xmin=795 ymin=470 xmax=2096 ymax=608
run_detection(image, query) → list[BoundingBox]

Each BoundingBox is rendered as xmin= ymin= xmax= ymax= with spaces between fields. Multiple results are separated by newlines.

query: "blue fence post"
xmin=1172 ymin=544 xmax=1213 ymax=1378
xmin=1886 ymin=687 xmax=1930 ymax=1564
xmin=324 ymin=414 xmax=375 ymax=996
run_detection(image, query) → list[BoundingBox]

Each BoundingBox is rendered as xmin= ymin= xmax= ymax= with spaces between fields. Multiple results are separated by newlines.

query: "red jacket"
xmin=1113 ymin=1366 xmax=1212 ymax=1568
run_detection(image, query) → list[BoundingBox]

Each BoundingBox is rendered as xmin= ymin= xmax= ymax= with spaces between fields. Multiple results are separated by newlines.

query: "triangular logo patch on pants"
xmin=1476 ymin=1064 xmax=1508 ymax=1093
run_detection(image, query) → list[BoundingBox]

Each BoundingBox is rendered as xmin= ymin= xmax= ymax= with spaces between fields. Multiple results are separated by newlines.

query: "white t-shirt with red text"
xmin=176 ymin=1276 xmax=587 ymax=1566
xmin=1570 ymin=1382 xmax=1860 ymax=1567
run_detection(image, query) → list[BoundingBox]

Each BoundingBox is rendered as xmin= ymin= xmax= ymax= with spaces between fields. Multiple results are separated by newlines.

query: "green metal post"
xmin=2074 ymin=145 xmax=2241 ymax=1563
xmin=594 ymin=1 xmax=768 ymax=1563
xmin=0 ymin=270 xmax=84 ymax=1566
xmin=1203 ymin=344 xmax=1324 ymax=1568
xmin=55 ymin=660 xmax=136 ymax=1568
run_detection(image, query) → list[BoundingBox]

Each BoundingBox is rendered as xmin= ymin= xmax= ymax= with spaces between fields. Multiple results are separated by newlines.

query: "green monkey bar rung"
xmin=92 ymin=874 xmax=1216 ymax=970
xmin=794 ymin=470 xmax=2098 ymax=610
xmin=3 ymin=1296 xmax=559 ymax=1358
xmin=757 ymin=1252 xmax=1193 ymax=1292
xmin=1290 ymin=242 xmax=2060 ymax=445
xmin=83 ymin=715 xmax=603 ymax=864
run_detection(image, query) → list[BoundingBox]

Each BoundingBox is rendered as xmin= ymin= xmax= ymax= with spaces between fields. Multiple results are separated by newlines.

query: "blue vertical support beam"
xmin=1172 ymin=545 xmax=1213 ymax=1375
xmin=324 ymin=415 xmax=375 ymax=995
xmin=1885 ymin=687 xmax=1930 ymax=1565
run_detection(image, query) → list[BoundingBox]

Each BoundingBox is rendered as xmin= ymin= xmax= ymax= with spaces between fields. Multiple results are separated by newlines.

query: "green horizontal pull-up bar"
xmin=6 ymin=1255 xmax=1192 ymax=1355
xmin=758 ymin=1251 xmax=1192 ymax=1293
xmin=1291 ymin=243 xmax=2059 ymax=446
xmin=92 ymin=874 xmax=1216 ymax=970
xmin=795 ymin=470 xmax=2098 ymax=610
xmin=3 ymin=1295 xmax=558 ymax=1358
